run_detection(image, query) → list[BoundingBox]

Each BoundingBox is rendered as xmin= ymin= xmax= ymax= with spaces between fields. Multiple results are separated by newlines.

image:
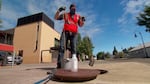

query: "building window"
xmin=0 ymin=33 xmax=13 ymax=45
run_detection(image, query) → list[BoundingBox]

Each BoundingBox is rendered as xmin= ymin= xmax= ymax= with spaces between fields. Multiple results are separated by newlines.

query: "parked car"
xmin=14 ymin=55 xmax=23 ymax=65
xmin=0 ymin=51 xmax=23 ymax=66
xmin=0 ymin=51 xmax=12 ymax=66
xmin=7 ymin=55 xmax=23 ymax=65
xmin=7 ymin=55 xmax=13 ymax=64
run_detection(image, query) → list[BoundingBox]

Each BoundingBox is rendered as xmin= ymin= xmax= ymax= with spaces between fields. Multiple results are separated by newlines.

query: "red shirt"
xmin=63 ymin=13 xmax=80 ymax=33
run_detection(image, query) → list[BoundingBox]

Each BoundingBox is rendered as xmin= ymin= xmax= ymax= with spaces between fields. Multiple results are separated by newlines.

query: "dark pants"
xmin=57 ymin=31 xmax=78 ymax=68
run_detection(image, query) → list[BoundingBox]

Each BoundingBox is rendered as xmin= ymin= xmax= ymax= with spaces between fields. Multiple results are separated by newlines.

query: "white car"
xmin=7 ymin=55 xmax=23 ymax=65
xmin=14 ymin=56 xmax=23 ymax=65
xmin=7 ymin=56 xmax=13 ymax=64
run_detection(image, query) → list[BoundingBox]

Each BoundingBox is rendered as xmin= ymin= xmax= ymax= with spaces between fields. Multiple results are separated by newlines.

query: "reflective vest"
xmin=63 ymin=13 xmax=80 ymax=33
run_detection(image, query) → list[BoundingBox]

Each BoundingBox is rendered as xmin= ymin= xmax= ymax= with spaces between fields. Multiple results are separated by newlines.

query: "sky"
xmin=1 ymin=0 xmax=150 ymax=55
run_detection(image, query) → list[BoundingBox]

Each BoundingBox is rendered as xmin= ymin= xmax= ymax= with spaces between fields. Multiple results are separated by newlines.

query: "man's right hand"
xmin=58 ymin=6 xmax=66 ymax=12
xmin=55 ymin=6 xmax=65 ymax=20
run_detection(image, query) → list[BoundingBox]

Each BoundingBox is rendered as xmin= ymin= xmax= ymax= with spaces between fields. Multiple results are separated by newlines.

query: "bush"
xmin=113 ymin=52 xmax=125 ymax=58
xmin=97 ymin=52 xmax=110 ymax=60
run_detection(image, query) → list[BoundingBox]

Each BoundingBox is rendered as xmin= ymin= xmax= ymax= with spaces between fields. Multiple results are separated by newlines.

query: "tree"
xmin=127 ymin=47 xmax=134 ymax=51
xmin=0 ymin=0 xmax=2 ymax=28
xmin=97 ymin=51 xmax=105 ymax=60
xmin=77 ymin=35 xmax=94 ymax=60
xmin=105 ymin=52 xmax=110 ymax=58
xmin=137 ymin=6 xmax=150 ymax=32
xmin=113 ymin=46 xmax=118 ymax=55
xmin=77 ymin=33 xmax=82 ymax=54
xmin=0 ymin=0 xmax=1 ymax=10
xmin=76 ymin=33 xmax=85 ymax=60
xmin=122 ymin=48 xmax=128 ymax=53
xmin=117 ymin=52 xmax=125 ymax=58
xmin=82 ymin=36 xmax=94 ymax=58
xmin=96 ymin=51 xmax=110 ymax=60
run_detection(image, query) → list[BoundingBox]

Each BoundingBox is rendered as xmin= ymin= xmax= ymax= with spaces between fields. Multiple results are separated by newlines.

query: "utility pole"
xmin=135 ymin=32 xmax=149 ymax=58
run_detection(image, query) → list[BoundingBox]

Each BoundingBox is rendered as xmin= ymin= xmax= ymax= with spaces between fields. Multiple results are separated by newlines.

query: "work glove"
xmin=58 ymin=6 xmax=66 ymax=12
xmin=82 ymin=16 xmax=85 ymax=21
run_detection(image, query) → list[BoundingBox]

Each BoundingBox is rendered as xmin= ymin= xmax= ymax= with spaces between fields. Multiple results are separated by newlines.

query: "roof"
xmin=130 ymin=42 xmax=150 ymax=52
xmin=17 ymin=12 xmax=54 ymax=28
xmin=0 ymin=28 xmax=14 ymax=34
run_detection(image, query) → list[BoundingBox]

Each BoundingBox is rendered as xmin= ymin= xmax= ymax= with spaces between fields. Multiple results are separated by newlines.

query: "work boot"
xmin=56 ymin=63 xmax=61 ymax=69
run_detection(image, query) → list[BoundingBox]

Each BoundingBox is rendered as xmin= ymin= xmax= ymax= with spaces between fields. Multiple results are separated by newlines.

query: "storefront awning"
xmin=0 ymin=43 xmax=14 ymax=52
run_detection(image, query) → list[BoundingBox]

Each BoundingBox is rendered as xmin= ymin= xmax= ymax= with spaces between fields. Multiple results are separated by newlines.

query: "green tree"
xmin=105 ymin=52 xmax=110 ymax=58
xmin=96 ymin=51 xmax=110 ymax=60
xmin=122 ymin=48 xmax=128 ymax=53
xmin=137 ymin=6 xmax=150 ymax=32
xmin=82 ymin=36 xmax=94 ymax=58
xmin=76 ymin=35 xmax=94 ymax=60
xmin=0 ymin=20 xmax=2 ymax=27
xmin=96 ymin=51 xmax=105 ymax=60
xmin=0 ymin=0 xmax=2 ymax=28
xmin=113 ymin=46 xmax=118 ymax=55
xmin=77 ymin=33 xmax=84 ymax=55
xmin=117 ymin=52 xmax=125 ymax=58
xmin=77 ymin=33 xmax=81 ymax=54
xmin=0 ymin=0 xmax=1 ymax=10
xmin=127 ymin=47 xmax=134 ymax=51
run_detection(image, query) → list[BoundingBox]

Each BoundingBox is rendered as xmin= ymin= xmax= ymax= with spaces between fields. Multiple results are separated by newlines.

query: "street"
xmin=0 ymin=58 xmax=150 ymax=84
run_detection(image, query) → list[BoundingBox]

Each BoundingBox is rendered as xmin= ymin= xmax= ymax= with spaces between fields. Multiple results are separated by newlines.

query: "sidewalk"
xmin=0 ymin=58 xmax=150 ymax=84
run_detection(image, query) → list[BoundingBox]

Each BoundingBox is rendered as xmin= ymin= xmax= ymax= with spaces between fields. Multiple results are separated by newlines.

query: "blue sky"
xmin=1 ymin=0 xmax=150 ymax=55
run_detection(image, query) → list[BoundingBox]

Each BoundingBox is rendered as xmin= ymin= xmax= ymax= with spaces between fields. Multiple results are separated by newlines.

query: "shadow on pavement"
xmin=98 ymin=69 xmax=108 ymax=74
xmin=25 ymin=67 xmax=56 ymax=71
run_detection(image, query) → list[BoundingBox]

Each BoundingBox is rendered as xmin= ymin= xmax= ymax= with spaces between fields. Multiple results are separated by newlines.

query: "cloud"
xmin=26 ymin=0 xmax=73 ymax=32
xmin=118 ymin=14 xmax=127 ymax=25
xmin=79 ymin=13 xmax=101 ymax=38
xmin=125 ymin=0 xmax=144 ymax=14
xmin=1 ymin=0 xmax=27 ymax=29
xmin=79 ymin=27 xmax=101 ymax=38
xmin=1 ymin=0 xmax=101 ymax=39
xmin=118 ymin=0 xmax=143 ymax=24
xmin=76 ymin=6 xmax=101 ymax=38
xmin=27 ymin=0 xmax=41 ymax=14
xmin=119 ymin=0 xmax=150 ymax=23
xmin=118 ymin=0 xmax=150 ymax=33
xmin=49 ymin=0 xmax=102 ymax=38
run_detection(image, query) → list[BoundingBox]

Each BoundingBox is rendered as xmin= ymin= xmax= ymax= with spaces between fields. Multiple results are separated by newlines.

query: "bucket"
xmin=64 ymin=58 xmax=72 ymax=70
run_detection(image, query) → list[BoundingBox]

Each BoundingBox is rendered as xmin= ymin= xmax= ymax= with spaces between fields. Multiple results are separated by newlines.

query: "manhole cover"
xmin=53 ymin=69 xmax=100 ymax=82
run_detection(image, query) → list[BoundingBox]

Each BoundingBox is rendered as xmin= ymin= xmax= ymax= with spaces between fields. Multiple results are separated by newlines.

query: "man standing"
xmin=54 ymin=4 xmax=85 ymax=68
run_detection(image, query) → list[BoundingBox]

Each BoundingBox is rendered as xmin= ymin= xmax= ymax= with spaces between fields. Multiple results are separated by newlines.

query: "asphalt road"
xmin=0 ymin=58 xmax=150 ymax=84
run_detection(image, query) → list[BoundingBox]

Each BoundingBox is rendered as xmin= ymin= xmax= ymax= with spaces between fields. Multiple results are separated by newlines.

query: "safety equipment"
xmin=64 ymin=13 xmax=80 ymax=33
xmin=82 ymin=16 xmax=86 ymax=21
xmin=58 ymin=6 xmax=66 ymax=12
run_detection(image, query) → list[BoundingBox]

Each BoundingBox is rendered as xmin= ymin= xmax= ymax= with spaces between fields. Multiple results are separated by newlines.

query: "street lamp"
xmin=134 ymin=32 xmax=149 ymax=58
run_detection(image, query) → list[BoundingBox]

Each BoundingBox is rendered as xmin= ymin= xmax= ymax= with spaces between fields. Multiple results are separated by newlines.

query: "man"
xmin=54 ymin=4 xmax=85 ymax=68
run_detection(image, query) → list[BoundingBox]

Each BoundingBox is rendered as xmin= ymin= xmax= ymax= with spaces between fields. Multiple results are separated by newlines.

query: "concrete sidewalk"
xmin=0 ymin=58 xmax=150 ymax=84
